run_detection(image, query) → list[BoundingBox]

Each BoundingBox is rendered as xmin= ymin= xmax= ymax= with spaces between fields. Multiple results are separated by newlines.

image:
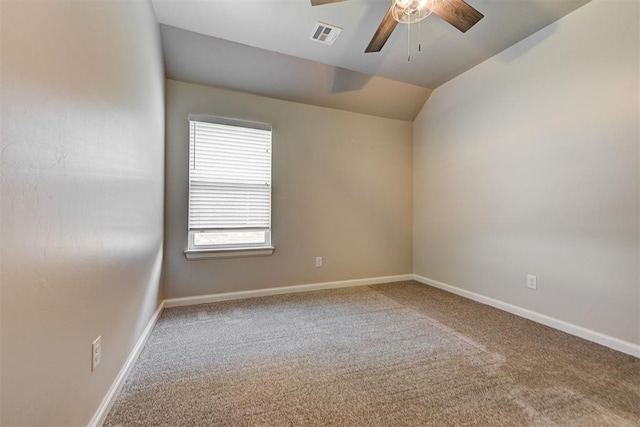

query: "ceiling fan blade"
xmin=432 ymin=0 xmax=484 ymax=32
xmin=310 ymin=0 xmax=348 ymax=6
xmin=365 ymin=5 xmax=398 ymax=53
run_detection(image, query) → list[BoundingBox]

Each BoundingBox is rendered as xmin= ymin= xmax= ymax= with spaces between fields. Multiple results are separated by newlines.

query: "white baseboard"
xmin=164 ymin=274 xmax=414 ymax=308
xmin=413 ymin=274 xmax=640 ymax=358
xmin=88 ymin=301 xmax=166 ymax=427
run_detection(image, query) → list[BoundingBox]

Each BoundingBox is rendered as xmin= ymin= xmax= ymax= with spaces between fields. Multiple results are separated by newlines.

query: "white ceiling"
xmin=152 ymin=0 xmax=590 ymax=120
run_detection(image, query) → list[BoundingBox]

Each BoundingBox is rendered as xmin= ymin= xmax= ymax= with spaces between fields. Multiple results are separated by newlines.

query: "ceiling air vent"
xmin=309 ymin=22 xmax=342 ymax=45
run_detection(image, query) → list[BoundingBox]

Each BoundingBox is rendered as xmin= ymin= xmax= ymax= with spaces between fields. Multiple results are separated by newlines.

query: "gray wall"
xmin=164 ymin=80 xmax=413 ymax=298
xmin=413 ymin=0 xmax=639 ymax=344
xmin=0 ymin=1 xmax=165 ymax=425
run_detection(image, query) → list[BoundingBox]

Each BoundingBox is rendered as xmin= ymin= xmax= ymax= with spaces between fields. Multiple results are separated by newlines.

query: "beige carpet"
xmin=104 ymin=281 xmax=639 ymax=426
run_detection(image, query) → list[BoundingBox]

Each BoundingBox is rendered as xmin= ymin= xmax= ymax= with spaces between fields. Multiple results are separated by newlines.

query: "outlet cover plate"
xmin=92 ymin=336 xmax=102 ymax=371
xmin=526 ymin=274 xmax=537 ymax=290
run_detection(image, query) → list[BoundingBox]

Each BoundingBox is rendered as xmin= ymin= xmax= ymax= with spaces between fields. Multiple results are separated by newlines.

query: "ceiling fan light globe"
xmin=391 ymin=0 xmax=437 ymax=24
xmin=391 ymin=7 xmax=427 ymax=24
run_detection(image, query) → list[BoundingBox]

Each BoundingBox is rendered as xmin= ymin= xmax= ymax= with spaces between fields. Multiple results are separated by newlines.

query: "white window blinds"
xmin=188 ymin=115 xmax=272 ymax=249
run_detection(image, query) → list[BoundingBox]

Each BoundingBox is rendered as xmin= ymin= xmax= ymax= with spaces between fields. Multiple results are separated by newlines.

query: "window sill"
xmin=184 ymin=246 xmax=275 ymax=260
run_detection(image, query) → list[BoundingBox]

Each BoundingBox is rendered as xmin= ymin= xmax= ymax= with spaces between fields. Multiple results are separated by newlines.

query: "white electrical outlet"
xmin=315 ymin=256 xmax=323 ymax=268
xmin=91 ymin=336 xmax=102 ymax=372
xmin=526 ymin=275 xmax=537 ymax=290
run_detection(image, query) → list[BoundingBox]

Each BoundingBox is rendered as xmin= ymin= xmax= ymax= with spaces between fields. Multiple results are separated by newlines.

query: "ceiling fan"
xmin=310 ymin=0 xmax=484 ymax=53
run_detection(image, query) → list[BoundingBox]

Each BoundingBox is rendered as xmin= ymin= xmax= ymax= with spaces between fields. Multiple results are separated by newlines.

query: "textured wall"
xmin=164 ymin=80 xmax=413 ymax=298
xmin=0 ymin=1 xmax=165 ymax=425
xmin=413 ymin=0 xmax=639 ymax=344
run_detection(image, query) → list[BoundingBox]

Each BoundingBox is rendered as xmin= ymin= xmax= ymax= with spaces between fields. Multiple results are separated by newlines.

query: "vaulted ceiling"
xmin=152 ymin=0 xmax=590 ymax=120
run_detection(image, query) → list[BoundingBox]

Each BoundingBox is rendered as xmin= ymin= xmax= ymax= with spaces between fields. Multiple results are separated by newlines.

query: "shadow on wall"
xmin=331 ymin=67 xmax=372 ymax=93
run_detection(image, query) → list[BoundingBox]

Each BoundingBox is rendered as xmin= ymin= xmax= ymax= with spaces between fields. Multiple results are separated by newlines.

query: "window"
xmin=185 ymin=114 xmax=273 ymax=259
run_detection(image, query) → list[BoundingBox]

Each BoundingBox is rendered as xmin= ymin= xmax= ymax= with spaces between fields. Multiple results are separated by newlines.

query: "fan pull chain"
xmin=418 ymin=20 xmax=421 ymax=52
xmin=407 ymin=19 xmax=411 ymax=61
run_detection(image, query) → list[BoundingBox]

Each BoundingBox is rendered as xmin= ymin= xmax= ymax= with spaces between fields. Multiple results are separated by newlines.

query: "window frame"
xmin=184 ymin=114 xmax=275 ymax=260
